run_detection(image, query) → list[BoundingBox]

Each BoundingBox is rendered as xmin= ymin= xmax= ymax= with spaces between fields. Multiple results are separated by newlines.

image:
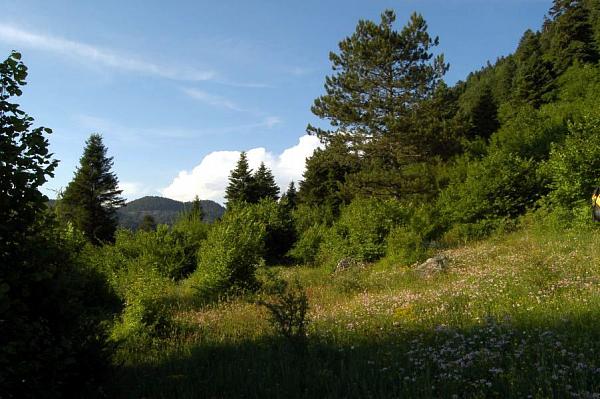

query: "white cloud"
xmin=119 ymin=181 xmax=157 ymax=201
xmin=0 ymin=24 xmax=216 ymax=81
xmin=161 ymin=134 xmax=323 ymax=204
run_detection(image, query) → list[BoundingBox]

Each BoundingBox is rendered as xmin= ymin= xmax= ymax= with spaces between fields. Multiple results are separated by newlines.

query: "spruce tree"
xmin=60 ymin=133 xmax=125 ymax=244
xmin=514 ymin=30 xmax=555 ymax=107
xmin=253 ymin=162 xmax=279 ymax=202
xmin=280 ymin=181 xmax=298 ymax=210
xmin=224 ymin=151 xmax=255 ymax=207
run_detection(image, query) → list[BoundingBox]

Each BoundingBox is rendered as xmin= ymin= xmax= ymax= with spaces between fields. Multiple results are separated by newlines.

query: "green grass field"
xmin=108 ymin=224 xmax=600 ymax=398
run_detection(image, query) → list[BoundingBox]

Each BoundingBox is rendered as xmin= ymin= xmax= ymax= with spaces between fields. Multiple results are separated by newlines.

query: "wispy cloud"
xmin=0 ymin=24 xmax=273 ymax=84
xmin=182 ymin=88 xmax=244 ymax=111
xmin=74 ymin=114 xmax=283 ymax=143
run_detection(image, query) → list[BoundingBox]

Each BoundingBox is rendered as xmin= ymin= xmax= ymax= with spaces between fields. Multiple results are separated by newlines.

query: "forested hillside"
xmin=3 ymin=1 xmax=600 ymax=398
xmin=117 ymin=196 xmax=225 ymax=229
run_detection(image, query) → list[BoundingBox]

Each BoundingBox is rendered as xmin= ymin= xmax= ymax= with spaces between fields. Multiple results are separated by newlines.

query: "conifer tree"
xmin=514 ymin=30 xmax=555 ymax=107
xmin=280 ymin=181 xmax=298 ymax=210
xmin=59 ymin=133 xmax=125 ymax=244
xmin=253 ymin=162 xmax=279 ymax=202
xmin=224 ymin=151 xmax=255 ymax=207
xmin=188 ymin=195 xmax=205 ymax=221
xmin=307 ymin=10 xmax=448 ymax=198
xmin=543 ymin=0 xmax=598 ymax=73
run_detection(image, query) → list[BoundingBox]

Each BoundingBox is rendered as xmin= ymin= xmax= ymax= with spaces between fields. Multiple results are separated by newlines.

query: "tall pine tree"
xmin=59 ymin=133 xmax=124 ymax=244
xmin=307 ymin=10 xmax=448 ymax=199
xmin=253 ymin=162 xmax=279 ymax=202
xmin=224 ymin=151 xmax=255 ymax=207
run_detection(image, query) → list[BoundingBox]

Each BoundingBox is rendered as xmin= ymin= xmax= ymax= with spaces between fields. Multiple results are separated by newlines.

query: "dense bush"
xmin=543 ymin=112 xmax=600 ymax=208
xmin=317 ymin=198 xmax=408 ymax=266
xmin=288 ymin=223 xmax=328 ymax=265
xmin=438 ymin=150 xmax=544 ymax=241
xmin=386 ymin=205 xmax=438 ymax=264
xmin=109 ymin=261 xmax=175 ymax=345
xmin=252 ymin=199 xmax=296 ymax=264
xmin=189 ymin=205 xmax=267 ymax=297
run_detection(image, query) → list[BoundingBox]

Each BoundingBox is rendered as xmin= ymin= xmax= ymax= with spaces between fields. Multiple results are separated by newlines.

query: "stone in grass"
xmin=335 ymin=257 xmax=364 ymax=273
xmin=416 ymin=253 xmax=450 ymax=276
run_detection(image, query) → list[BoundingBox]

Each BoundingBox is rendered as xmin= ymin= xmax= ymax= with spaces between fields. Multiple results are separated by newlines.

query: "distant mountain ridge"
xmin=117 ymin=196 xmax=225 ymax=229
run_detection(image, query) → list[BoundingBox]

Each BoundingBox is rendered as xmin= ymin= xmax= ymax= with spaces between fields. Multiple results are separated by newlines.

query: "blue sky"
xmin=0 ymin=0 xmax=552 ymax=203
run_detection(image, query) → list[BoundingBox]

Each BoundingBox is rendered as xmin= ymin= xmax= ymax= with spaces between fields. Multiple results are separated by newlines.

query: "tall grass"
xmin=107 ymin=222 xmax=600 ymax=398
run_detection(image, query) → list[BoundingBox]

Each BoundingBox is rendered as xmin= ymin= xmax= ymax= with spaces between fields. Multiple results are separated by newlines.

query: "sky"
xmin=0 ymin=0 xmax=553 ymax=204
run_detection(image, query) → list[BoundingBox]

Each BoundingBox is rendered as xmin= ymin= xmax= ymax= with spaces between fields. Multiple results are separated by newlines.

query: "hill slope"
xmin=117 ymin=196 xmax=225 ymax=229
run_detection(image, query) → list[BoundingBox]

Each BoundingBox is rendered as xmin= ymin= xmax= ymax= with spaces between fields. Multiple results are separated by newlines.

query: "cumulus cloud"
xmin=119 ymin=181 xmax=157 ymax=201
xmin=161 ymin=134 xmax=323 ymax=204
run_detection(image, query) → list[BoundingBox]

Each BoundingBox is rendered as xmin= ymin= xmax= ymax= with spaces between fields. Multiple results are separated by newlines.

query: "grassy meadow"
xmin=107 ymin=221 xmax=600 ymax=399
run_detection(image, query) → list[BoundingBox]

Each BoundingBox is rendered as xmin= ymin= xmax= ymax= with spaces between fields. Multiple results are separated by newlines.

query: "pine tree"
xmin=59 ymin=133 xmax=125 ymax=244
xmin=224 ymin=151 xmax=255 ymax=207
xmin=307 ymin=10 xmax=448 ymax=198
xmin=188 ymin=195 xmax=205 ymax=221
xmin=298 ymin=136 xmax=360 ymax=214
xmin=514 ymin=30 xmax=555 ymax=107
xmin=280 ymin=181 xmax=298 ymax=210
xmin=253 ymin=162 xmax=279 ymax=202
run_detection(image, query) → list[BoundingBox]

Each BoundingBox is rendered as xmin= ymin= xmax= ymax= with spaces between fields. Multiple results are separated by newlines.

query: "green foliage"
xmin=189 ymin=205 xmax=267 ymax=297
xmin=319 ymin=198 xmax=408 ymax=266
xmin=59 ymin=133 xmax=125 ymax=244
xmin=0 ymin=51 xmax=117 ymax=398
xmin=490 ymin=105 xmax=568 ymax=160
xmin=288 ymin=223 xmax=328 ymax=265
xmin=298 ymin=136 xmax=359 ymax=214
xmin=439 ymin=151 xmax=544 ymax=240
xmin=139 ymin=214 xmax=157 ymax=231
xmin=251 ymin=199 xmax=296 ymax=264
xmin=0 ymin=51 xmax=58 ymax=240
xmin=386 ymin=205 xmax=437 ymax=264
xmin=307 ymin=10 xmax=449 ymax=199
xmin=543 ymin=111 xmax=600 ymax=208
xmin=542 ymin=0 xmax=598 ymax=74
xmin=110 ymin=263 xmax=175 ymax=344
xmin=280 ymin=181 xmax=298 ymax=211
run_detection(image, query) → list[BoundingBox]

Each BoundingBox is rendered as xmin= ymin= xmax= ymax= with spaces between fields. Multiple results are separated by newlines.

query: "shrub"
xmin=288 ymin=223 xmax=328 ymax=265
xmin=110 ymin=261 xmax=175 ymax=344
xmin=252 ymin=199 xmax=296 ymax=264
xmin=189 ymin=205 xmax=266 ymax=298
xmin=542 ymin=112 xmax=600 ymax=209
xmin=318 ymin=198 xmax=408 ymax=266
xmin=258 ymin=275 xmax=309 ymax=345
xmin=438 ymin=150 xmax=544 ymax=241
